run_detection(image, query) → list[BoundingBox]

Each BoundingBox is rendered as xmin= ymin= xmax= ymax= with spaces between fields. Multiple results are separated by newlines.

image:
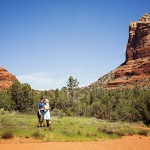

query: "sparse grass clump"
xmin=61 ymin=128 xmax=78 ymax=137
xmin=0 ymin=108 xmax=9 ymax=115
xmin=97 ymin=123 xmax=136 ymax=137
xmin=32 ymin=130 xmax=44 ymax=139
xmin=1 ymin=130 xmax=14 ymax=139
xmin=138 ymin=130 xmax=149 ymax=136
xmin=86 ymin=133 xmax=90 ymax=137
xmin=77 ymin=130 xmax=82 ymax=136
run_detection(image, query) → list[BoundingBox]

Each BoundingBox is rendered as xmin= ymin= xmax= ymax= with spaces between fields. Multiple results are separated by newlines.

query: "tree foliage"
xmin=0 ymin=77 xmax=150 ymax=126
xmin=66 ymin=76 xmax=79 ymax=107
xmin=0 ymin=81 xmax=34 ymax=113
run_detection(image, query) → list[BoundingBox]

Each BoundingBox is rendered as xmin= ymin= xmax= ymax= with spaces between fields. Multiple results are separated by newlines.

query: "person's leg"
xmin=40 ymin=121 xmax=43 ymax=128
xmin=49 ymin=120 xmax=51 ymax=126
xmin=46 ymin=120 xmax=51 ymax=127
xmin=39 ymin=115 xmax=42 ymax=128
xmin=40 ymin=114 xmax=44 ymax=128
xmin=48 ymin=120 xmax=51 ymax=129
xmin=38 ymin=114 xmax=41 ymax=128
xmin=46 ymin=120 xmax=49 ymax=127
xmin=37 ymin=112 xmax=41 ymax=127
xmin=38 ymin=122 xmax=41 ymax=128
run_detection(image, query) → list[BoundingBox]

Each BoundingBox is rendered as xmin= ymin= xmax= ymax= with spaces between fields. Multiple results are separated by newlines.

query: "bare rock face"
xmin=107 ymin=13 xmax=150 ymax=89
xmin=126 ymin=13 xmax=150 ymax=62
xmin=87 ymin=13 xmax=150 ymax=90
xmin=0 ymin=67 xmax=17 ymax=91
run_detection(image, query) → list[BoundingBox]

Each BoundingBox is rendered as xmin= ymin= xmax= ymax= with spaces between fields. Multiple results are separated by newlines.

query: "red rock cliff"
xmin=0 ymin=67 xmax=17 ymax=91
xmin=87 ymin=13 xmax=150 ymax=90
xmin=107 ymin=13 xmax=150 ymax=89
xmin=126 ymin=13 xmax=150 ymax=62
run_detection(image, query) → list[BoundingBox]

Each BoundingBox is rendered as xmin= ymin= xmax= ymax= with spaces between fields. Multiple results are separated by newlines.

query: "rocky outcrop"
xmin=107 ymin=57 xmax=150 ymax=89
xmin=126 ymin=13 xmax=150 ymax=62
xmin=87 ymin=13 xmax=150 ymax=90
xmin=0 ymin=67 xmax=17 ymax=91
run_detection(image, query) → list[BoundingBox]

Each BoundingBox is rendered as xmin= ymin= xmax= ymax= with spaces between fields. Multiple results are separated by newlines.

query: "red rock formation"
xmin=0 ymin=67 xmax=17 ymax=91
xmin=87 ymin=13 xmax=150 ymax=90
xmin=107 ymin=13 xmax=150 ymax=89
xmin=126 ymin=13 xmax=150 ymax=62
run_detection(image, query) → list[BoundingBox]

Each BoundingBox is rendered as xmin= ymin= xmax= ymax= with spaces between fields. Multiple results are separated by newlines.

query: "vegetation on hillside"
xmin=0 ymin=76 xmax=150 ymax=126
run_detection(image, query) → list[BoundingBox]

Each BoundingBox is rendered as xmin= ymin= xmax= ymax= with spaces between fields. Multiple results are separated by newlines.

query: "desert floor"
xmin=0 ymin=135 xmax=150 ymax=150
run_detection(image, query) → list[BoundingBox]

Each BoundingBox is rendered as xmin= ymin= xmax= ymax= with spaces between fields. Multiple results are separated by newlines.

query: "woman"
xmin=44 ymin=99 xmax=51 ymax=127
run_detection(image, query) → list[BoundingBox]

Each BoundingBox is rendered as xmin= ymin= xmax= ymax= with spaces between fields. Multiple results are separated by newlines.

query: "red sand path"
xmin=0 ymin=136 xmax=150 ymax=150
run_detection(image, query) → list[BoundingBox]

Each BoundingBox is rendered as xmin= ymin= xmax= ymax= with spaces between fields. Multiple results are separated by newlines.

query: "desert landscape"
xmin=0 ymin=1 xmax=150 ymax=150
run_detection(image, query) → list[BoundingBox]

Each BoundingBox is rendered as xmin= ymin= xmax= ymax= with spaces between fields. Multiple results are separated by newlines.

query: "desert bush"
xmin=0 ymin=117 xmax=14 ymax=127
xmin=97 ymin=124 xmax=136 ymax=137
xmin=126 ymin=128 xmax=136 ymax=136
xmin=0 ymin=108 xmax=9 ymax=115
xmin=97 ymin=125 xmax=115 ymax=135
xmin=32 ymin=130 xmax=44 ymax=139
xmin=51 ymin=108 xmax=65 ymax=117
xmin=86 ymin=133 xmax=90 ymax=137
xmin=1 ymin=130 xmax=14 ymax=139
xmin=138 ymin=130 xmax=149 ymax=136
xmin=62 ymin=128 xmax=76 ymax=136
xmin=77 ymin=130 xmax=82 ymax=135
xmin=114 ymin=129 xmax=126 ymax=136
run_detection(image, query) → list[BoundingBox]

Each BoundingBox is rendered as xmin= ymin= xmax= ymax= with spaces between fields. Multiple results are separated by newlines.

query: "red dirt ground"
xmin=0 ymin=135 xmax=150 ymax=150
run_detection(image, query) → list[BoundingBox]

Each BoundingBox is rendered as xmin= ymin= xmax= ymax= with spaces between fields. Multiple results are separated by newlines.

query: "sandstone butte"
xmin=0 ymin=67 xmax=17 ymax=91
xmin=87 ymin=13 xmax=150 ymax=90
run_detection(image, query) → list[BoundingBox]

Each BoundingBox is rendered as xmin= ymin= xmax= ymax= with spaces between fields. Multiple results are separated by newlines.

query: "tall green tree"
xmin=0 ymin=89 xmax=12 ymax=111
xmin=21 ymin=83 xmax=34 ymax=112
xmin=66 ymin=76 xmax=79 ymax=108
xmin=10 ymin=81 xmax=34 ymax=113
xmin=136 ymin=90 xmax=150 ymax=126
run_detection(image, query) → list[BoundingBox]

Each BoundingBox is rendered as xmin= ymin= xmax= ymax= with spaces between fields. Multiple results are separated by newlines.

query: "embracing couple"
xmin=37 ymin=97 xmax=51 ymax=128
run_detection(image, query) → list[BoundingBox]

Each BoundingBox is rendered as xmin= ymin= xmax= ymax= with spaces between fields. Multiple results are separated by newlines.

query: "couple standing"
xmin=37 ymin=97 xmax=51 ymax=128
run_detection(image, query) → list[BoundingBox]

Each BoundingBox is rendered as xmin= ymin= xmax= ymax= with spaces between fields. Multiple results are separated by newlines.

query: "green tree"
xmin=136 ymin=90 xmax=150 ymax=126
xmin=10 ymin=81 xmax=22 ymax=111
xmin=10 ymin=81 xmax=34 ymax=113
xmin=21 ymin=83 xmax=34 ymax=112
xmin=66 ymin=76 xmax=79 ymax=108
xmin=0 ymin=89 xmax=12 ymax=111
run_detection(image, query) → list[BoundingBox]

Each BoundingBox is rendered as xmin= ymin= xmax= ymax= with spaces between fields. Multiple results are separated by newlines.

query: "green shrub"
xmin=62 ymin=128 xmax=76 ymax=136
xmin=77 ymin=130 xmax=82 ymax=135
xmin=115 ymin=130 xmax=126 ymax=136
xmin=97 ymin=126 xmax=115 ymax=135
xmin=138 ymin=130 xmax=149 ymax=136
xmin=1 ymin=117 xmax=14 ymax=127
xmin=126 ymin=129 xmax=136 ymax=136
xmin=66 ymin=109 xmax=73 ymax=116
xmin=97 ymin=125 xmax=135 ymax=137
xmin=51 ymin=108 xmax=65 ymax=117
xmin=0 ymin=108 xmax=9 ymax=115
xmin=32 ymin=131 xmax=44 ymax=139
xmin=1 ymin=130 xmax=14 ymax=139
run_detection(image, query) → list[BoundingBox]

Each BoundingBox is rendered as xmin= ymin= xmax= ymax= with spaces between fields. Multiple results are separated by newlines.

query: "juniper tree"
xmin=66 ymin=76 xmax=79 ymax=108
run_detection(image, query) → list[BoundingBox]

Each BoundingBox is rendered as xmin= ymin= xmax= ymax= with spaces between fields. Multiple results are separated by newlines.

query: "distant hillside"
xmin=87 ymin=13 xmax=150 ymax=90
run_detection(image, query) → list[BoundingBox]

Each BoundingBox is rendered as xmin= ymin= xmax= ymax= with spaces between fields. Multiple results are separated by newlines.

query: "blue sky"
xmin=0 ymin=0 xmax=149 ymax=90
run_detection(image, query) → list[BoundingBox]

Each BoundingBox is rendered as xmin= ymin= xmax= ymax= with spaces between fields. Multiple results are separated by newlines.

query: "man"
xmin=37 ymin=97 xmax=45 ymax=128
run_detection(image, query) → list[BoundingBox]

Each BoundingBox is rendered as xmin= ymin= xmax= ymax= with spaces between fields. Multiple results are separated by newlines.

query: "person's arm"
xmin=38 ymin=103 xmax=41 ymax=115
xmin=45 ymin=104 xmax=49 ymax=110
xmin=38 ymin=109 xmax=41 ymax=115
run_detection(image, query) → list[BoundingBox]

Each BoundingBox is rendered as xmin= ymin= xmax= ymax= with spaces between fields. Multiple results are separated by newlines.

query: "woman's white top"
xmin=44 ymin=103 xmax=51 ymax=120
